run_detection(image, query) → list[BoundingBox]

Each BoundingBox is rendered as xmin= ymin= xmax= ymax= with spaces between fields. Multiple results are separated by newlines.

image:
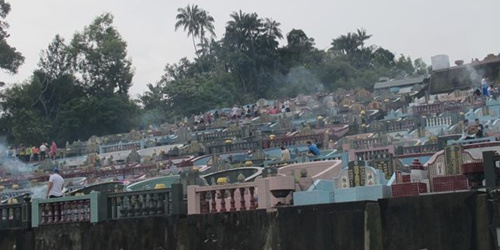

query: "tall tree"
xmin=0 ymin=0 xmax=24 ymax=74
xmin=70 ymin=13 xmax=133 ymax=97
xmin=175 ymin=4 xmax=216 ymax=57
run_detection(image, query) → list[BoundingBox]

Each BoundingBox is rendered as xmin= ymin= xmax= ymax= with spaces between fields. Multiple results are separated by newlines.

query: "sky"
xmin=0 ymin=0 xmax=498 ymax=97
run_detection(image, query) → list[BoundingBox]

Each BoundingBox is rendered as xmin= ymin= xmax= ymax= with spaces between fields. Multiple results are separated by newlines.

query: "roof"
xmin=374 ymin=76 xmax=426 ymax=90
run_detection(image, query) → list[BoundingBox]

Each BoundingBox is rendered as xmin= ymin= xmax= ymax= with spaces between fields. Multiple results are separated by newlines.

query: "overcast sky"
xmin=0 ymin=0 xmax=498 ymax=97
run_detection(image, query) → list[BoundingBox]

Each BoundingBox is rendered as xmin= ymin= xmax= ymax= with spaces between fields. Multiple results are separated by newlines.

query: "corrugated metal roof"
xmin=374 ymin=76 xmax=426 ymax=90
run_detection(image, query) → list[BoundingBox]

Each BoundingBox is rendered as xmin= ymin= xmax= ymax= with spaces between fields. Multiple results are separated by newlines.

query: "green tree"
xmin=175 ymin=4 xmax=216 ymax=57
xmin=70 ymin=13 xmax=133 ymax=97
xmin=58 ymin=96 xmax=139 ymax=142
xmin=0 ymin=0 xmax=24 ymax=74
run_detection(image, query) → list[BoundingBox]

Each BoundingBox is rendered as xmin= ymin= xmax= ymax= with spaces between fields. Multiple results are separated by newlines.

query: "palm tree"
xmin=225 ymin=10 xmax=262 ymax=51
xmin=198 ymin=10 xmax=216 ymax=53
xmin=263 ymin=18 xmax=283 ymax=40
xmin=174 ymin=4 xmax=216 ymax=57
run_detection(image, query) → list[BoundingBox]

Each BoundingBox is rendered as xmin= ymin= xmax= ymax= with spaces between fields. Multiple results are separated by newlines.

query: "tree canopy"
xmin=0 ymin=0 xmax=24 ymax=74
xmin=0 ymin=6 xmax=431 ymax=145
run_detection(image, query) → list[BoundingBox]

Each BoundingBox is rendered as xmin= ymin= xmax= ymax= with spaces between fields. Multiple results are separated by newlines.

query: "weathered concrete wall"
xmin=379 ymin=192 xmax=492 ymax=250
xmin=430 ymin=61 xmax=500 ymax=94
xmin=0 ymin=192 xmax=495 ymax=250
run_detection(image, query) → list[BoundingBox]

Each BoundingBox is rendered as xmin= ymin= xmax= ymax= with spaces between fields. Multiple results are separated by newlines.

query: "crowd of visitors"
xmin=7 ymin=141 xmax=58 ymax=162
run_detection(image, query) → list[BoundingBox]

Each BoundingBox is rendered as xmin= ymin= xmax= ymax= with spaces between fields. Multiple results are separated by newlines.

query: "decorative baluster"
xmin=229 ymin=189 xmax=236 ymax=212
xmin=40 ymin=204 xmax=47 ymax=224
xmin=47 ymin=203 xmax=53 ymax=224
xmin=84 ymin=200 xmax=90 ymax=221
xmin=77 ymin=200 xmax=84 ymax=221
xmin=14 ymin=207 xmax=21 ymax=224
xmin=239 ymin=188 xmax=246 ymax=211
xmin=1 ymin=207 xmax=7 ymax=221
xmin=60 ymin=201 xmax=68 ymax=222
xmin=249 ymin=187 xmax=256 ymax=210
xmin=122 ymin=196 xmax=130 ymax=218
xmin=149 ymin=194 xmax=157 ymax=215
xmin=53 ymin=202 xmax=60 ymax=223
xmin=144 ymin=194 xmax=151 ymax=216
xmin=210 ymin=190 xmax=217 ymax=213
xmin=200 ymin=191 xmax=208 ymax=214
xmin=71 ymin=201 xmax=78 ymax=222
xmin=219 ymin=189 xmax=227 ymax=212
xmin=156 ymin=194 xmax=163 ymax=215
xmin=66 ymin=202 xmax=73 ymax=222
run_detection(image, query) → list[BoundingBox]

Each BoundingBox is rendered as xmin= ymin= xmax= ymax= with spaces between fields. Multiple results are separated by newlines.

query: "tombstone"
xmin=127 ymin=149 xmax=141 ymax=164
xmin=128 ymin=129 xmax=143 ymax=141
xmin=347 ymin=161 xmax=367 ymax=187
xmin=371 ymin=153 xmax=394 ymax=179
xmin=253 ymin=149 xmax=266 ymax=160
xmin=177 ymin=126 xmax=191 ymax=143
xmin=257 ymin=98 xmax=267 ymax=107
xmin=278 ymin=116 xmax=293 ymax=131
xmin=300 ymin=123 xmax=313 ymax=135
xmin=444 ymin=145 xmax=463 ymax=175
xmin=88 ymin=135 xmax=100 ymax=153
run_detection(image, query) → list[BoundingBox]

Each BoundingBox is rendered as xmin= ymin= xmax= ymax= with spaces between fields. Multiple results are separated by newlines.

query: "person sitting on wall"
xmin=475 ymin=118 xmax=484 ymax=138
xmin=46 ymin=168 xmax=64 ymax=199
xmin=306 ymin=141 xmax=321 ymax=158
xmin=281 ymin=146 xmax=291 ymax=162
xmin=461 ymin=119 xmax=476 ymax=140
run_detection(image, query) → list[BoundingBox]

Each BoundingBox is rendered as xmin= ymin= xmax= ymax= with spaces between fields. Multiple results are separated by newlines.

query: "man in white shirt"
xmin=46 ymin=168 xmax=64 ymax=198
xmin=39 ymin=143 xmax=47 ymax=160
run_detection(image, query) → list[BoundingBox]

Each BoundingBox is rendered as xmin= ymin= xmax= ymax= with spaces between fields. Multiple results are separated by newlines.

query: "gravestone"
xmin=127 ymin=149 xmax=141 ymax=164
xmin=371 ymin=153 xmax=394 ymax=179
xmin=444 ymin=145 xmax=463 ymax=175
xmin=348 ymin=161 xmax=366 ymax=187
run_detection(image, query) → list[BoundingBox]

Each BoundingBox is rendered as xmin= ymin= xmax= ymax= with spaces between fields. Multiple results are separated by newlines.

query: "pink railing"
xmin=188 ymin=182 xmax=261 ymax=214
xmin=187 ymin=176 xmax=295 ymax=215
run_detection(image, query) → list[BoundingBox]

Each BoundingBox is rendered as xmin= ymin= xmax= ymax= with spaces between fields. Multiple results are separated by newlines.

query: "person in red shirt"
xmin=269 ymin=106 xmax=279 ymax=114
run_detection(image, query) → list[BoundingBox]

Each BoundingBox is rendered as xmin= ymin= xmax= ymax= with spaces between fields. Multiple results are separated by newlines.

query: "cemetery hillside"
xmin=1 ymin=2 xmax=500 ymax=250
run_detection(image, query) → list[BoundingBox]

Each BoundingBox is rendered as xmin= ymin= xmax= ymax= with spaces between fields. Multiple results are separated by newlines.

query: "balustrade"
xmin=107 ymin=188 xmax=172 ymax=220
xmin=36 ymin=196 xmax=92 ymax=226
xmin=351 ymin=137 xmax=387 ymax=150
xmin=447 ymin=136 xmax=497 ymax=146
xmin=0 ymin=203 xmax=23 ymax=230
xmin=207 ymin=140 xmax=261 ymax=154
xmin=412 ymin=103 xmax=444 ymax=116
xmin=188 ymin=181 xmax=266 ymax=215
xmin=262 ymin=133 xmax=324 ymax=149
xmin=424 ymin=116 xmax=453 ymax=127
xmin=397 ymin=144 xmax=439 ymax=155
xmin=99 ymin=141 xmax=144 ymax=154
xmin=355 ymin=149 xmax=390 ymax=161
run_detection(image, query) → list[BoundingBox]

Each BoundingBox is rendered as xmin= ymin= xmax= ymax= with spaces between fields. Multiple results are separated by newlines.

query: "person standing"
xmin=50 ymin=141 xmax=58 ymax=160
xmin=46 ymin=168 xmax=64 ymax=198
xmin=482 ymin=76 xmax=489 ymax=96
xmin=281 ymin=146 xmax=291 ymax=162
xmin=39 ymin=143 xmax=47 ymax=161
xmin=18 ymin=143 xmax=26 ymax=162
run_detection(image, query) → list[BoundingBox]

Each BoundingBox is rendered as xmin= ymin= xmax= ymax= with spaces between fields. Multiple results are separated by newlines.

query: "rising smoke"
xmin=278 ymin=66 xmax=325 ymax=98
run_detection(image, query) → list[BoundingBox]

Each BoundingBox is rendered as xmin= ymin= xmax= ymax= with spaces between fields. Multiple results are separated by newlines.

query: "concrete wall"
xmin=0 ymin=192 xmax=495 ymax=250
